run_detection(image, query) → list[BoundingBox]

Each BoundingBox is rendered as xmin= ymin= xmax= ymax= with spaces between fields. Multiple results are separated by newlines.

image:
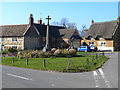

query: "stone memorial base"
xmin=43 ymin=47 xmax=51 ymax=52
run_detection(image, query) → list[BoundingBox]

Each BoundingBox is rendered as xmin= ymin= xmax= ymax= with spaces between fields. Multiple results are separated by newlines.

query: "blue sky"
xmin=1 ymin=2 xmax=118 ymax=31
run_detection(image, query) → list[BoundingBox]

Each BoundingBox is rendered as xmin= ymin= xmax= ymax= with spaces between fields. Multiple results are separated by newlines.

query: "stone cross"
xmin=45 ymin=15 xmax=51 ymax=49
xmin=46 ymin=15 xmax=51 ymax=25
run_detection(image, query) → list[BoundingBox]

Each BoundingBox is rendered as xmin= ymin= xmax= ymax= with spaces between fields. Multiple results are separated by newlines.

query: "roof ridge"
xmin=0 ymin=24 xmax=29 ymax=27
xmin=92 ymin=20 xmax=117 ymax=24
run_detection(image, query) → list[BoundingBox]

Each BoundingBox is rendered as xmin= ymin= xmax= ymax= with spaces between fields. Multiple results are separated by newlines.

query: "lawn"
xmin=1 ymin=54 xmax=108 ymax=73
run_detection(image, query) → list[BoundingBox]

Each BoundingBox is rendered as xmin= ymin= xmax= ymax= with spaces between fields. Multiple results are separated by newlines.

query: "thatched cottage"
xmin=82 ymin=18 xmax=120 ymax=52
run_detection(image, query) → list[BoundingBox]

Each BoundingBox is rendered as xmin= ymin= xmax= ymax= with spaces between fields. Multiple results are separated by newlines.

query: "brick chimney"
xmin=117 ymin=17 xmax=120 ymax=24
xmin=38 ymin=19 xmax=42 ymax=24
xmin=91 ymin=19 xmax=94 ymax=24
xmin=29 ymin=14 xmax=34 ymax=25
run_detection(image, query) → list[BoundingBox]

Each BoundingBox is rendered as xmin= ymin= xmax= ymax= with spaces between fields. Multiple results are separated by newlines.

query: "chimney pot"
xmin=29 ymin=14 xmax=34 ymax=25
xmin=91 ymin=19 xmax=94 ymax=24
xmin=117 ymin=17 xmax=120 ymax=24
xmin=38 ymin=20 xmax=42 ymax=24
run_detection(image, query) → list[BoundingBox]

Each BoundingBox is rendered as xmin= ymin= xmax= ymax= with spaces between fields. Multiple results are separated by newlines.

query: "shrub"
xmin=38 ymin=51 xmax=45 ymax=58
xmin=69 ymin=49 xmax=76 ymax=56
xmin=31 ymin=50 xmax=39 ymax=58
xmin=51 ymin=48 xmax=56 ymax=53
xmin=62 ymin=49 xmax=69 ymax=56
xmin=23 ymin=52 xmax=28 ymax=58
xmin=2 ymin=50 xmax=8 ymax=54
xmin=54 ymin=49 xmax=62 ymax=57
xmin=45 ymin=52 xmax=52 ymax=58
xmin=8 ymin=48 xmax=17 ymax=53
xmin=28 ymin=52 xmax=32 ymax=58
xmin=17 ymin=51 xmax=23 ymax=59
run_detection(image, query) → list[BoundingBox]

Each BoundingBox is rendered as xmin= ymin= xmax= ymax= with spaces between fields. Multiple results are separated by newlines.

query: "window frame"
xmin=12 ymin=46 xmax=17 ymax=49
xmin=12 ymin=37 xmax=17 ymax=42
xmin=101 ymin=42 xmax=105 ymax=47
xmin=1 ymin=37 xmax=4 ymax=41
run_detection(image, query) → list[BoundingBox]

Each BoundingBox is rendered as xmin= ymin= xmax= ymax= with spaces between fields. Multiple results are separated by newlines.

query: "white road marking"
xmin=109 ymin=56 xmax=111 ymax=58
xmin=98 ymin=68 xmax=112 ymax=88
xmin=7 ymin=73 xmax=33 ymax=81
xmin=93 ymin=71 xmax=98 ymax=76
xmin=93 ymin=71 xmax=99 ymax=88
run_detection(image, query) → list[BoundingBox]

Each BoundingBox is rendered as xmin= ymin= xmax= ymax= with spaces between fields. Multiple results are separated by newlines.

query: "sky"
xmin=0 ymin=2 xmax=118 ymax=31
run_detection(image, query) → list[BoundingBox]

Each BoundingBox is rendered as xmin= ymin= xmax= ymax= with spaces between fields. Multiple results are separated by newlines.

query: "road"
xmin=1 ymin=52 xmax=118 ymax=88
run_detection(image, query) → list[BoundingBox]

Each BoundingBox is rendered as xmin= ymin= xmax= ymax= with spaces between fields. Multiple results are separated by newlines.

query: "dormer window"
xmin=88 ymin=36 xmax=93 ymax=40
xmin=98 ymin=36 xmax=102 ymax=39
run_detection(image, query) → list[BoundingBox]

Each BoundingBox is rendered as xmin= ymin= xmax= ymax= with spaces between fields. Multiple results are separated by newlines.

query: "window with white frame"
xmin=1 ymin=37 xmax=4 ymax=41
xmin=12 ymin=46 xmax=17 ymax=49
xmin=89 ymin=42 xmax=94 ymax=46
xmin=12 ymin=37 xmax=17 ymax=41
xmin=101 ymin=42 xmax=105 ymax=47
xmin=98 ymin=36 xmax=102 ymax=39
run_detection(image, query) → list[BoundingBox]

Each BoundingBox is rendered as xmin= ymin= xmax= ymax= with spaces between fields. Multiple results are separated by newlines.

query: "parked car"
xmin=77 ymin=46 xmax=91 ymax=52
xmin=90 ymin=46 xmax=98 ymax=52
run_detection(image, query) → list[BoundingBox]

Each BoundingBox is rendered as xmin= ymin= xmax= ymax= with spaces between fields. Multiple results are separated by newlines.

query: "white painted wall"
xmin=97 ymin=47 xmax=114 ymax=52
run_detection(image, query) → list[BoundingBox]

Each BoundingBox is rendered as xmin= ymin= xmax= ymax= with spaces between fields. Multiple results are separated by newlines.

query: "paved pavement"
xmin=1 ymin=52 xmax=118 ymax=88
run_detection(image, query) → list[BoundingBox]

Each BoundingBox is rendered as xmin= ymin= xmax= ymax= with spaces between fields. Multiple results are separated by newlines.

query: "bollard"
xmin=96 ymin=54 xmax=98 ymax=60
xmin=102 ymin=51 xmax=104 ymax=56
xmin=67 ymin=59 xmax=71 ymax=70
xmin=92 ymin=56 xmax=94 ymax=62
xmin=43 ymin=59 xmax=45 ymax=67
xmin=12 ymin=57 xmax=14 ymax=64
xmin=87 ymin=58 xmax=89 ymax=65
xmin=26 ymin=57 xmax=28 ymax=65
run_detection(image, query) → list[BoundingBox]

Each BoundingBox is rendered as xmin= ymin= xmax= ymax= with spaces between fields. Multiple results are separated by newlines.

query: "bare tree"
xmin=81 ymin=25 xmax=87 ymax=31
xmin=60 ymin=18 xmax=69 ymax=28
xmin=51 ymin=21 xmax=60 ymax=26
xmin=52 ymin=17 xmax=77 ymax=29
xmin=68 ymin=22 xmax=77 ymax=29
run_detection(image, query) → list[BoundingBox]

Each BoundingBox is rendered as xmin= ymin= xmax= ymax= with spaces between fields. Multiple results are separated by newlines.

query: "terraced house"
xmin=82 ymin=17 xmax=120 ymax=52
xmin=0 ymin=14 xmax=81 ymax=51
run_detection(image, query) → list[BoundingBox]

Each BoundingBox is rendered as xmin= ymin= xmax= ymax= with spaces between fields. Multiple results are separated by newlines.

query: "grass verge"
xmin=1 ymin=55 xmax=108 ymax=73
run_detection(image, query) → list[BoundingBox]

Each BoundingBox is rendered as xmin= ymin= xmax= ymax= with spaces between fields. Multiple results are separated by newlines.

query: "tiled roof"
xmin=0 ymin=24 xmax=30 ymax=37
xmin=59 ymin=29 xmax=81 ymax=39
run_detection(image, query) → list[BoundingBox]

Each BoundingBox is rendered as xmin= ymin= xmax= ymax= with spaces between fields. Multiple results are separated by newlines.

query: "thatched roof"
xmin=86 ymin=20 xmax=118 ymax=39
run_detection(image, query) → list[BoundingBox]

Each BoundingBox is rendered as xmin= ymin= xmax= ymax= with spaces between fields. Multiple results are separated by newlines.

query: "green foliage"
xmin=38 ymin=51 xmax=45 ymax=58
xmin=54 ymin=49 xmax=62 ymax=57
xmin=8 ymin=48 xmax=17 ymax=53
xmin=1 ymin=55 xmax=108 ymax=73
xmin=69 ymin=49 xmax=76 ymax=56
xmin=45 ymin=52 xmax=52 ymax=58
xmin=51 ymin=48 xmax=56 ymax=53
xmin=2 ymin=50 xmax=8 ymax=54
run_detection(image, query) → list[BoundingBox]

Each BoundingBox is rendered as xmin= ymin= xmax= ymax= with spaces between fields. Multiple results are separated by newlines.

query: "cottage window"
xmin=12 ymin=37 xmax=17 ymax=41
xmin=101 ymin=42 xmax=105 ymax=47
xmin=98 ymin=36 xmax=102 ymax=39
xmin=1 ymin=37 xmax=4 ymax=41
xmin=89 ymin=42 xmax=94 ymax=46
xmin=12 ymin=46 xmax=17 ymax=49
